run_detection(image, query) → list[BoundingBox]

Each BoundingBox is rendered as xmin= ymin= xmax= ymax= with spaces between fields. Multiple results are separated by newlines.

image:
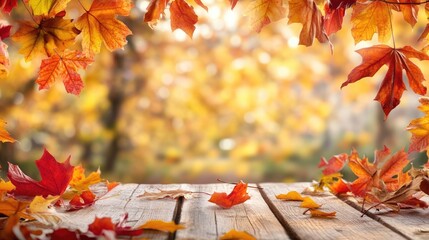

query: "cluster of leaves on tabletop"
xmin=276 ymin=190 xmax=337 ymax=218
xmin=317 ymin=142 xmax=429 ymax=214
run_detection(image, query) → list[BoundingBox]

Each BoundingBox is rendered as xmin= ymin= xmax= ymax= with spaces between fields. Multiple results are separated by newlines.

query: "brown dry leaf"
xmin=138 ymin=189 xmax=194 ymax=199
xmin=245 ymin=0 xmax=286 ymax=33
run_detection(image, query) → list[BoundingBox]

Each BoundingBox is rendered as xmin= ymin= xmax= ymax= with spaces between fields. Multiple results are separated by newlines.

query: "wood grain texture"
xmin=176 ymin=183 xmax=289 ymax=240
xmin=60 ymin=184 xmax=179 ymax=240
xmin=260 ymin=182 xmax=405 ymax=240
xmin=345 ymin=196 xmax=429 ymax=240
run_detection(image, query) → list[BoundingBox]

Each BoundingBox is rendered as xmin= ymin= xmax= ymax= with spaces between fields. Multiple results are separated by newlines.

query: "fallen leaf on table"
xmin=306 ymin=209 xmax=336 ymax=218
xmin=300 ymin=197 xmax=321 ymax=209
xmin=138 ymin=189 xmax=194 ymax=200
xmin=7 ymin=149 xmax=74 ymax=197
xmin=0 ymin=180 xmax=15 ymax=198
xmin=69 ymin=190 xmax=96 ymax=210
xmin=69 ymin=165 xmax=101 ymax=192
xmin=138 ymin=220 xmax=185 ymax=232
xmin=220 ymin=229 xmax=256 ymax=240
xmin=209 ymin=181 xmax=250 ymax=208
xmin=107 ymin=181 xmax=120 ymax=191
xmin=29 ymin=195 xmax=62 ymax=225
xmin=276 ymin=191 xmax=304 ymax=201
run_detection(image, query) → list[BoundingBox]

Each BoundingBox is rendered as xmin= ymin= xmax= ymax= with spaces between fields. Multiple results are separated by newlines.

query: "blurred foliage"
xmin=0 ymin=1 xmax=428 ymax=183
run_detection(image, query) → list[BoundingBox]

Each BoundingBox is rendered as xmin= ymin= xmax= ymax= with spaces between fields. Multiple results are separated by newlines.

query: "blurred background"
xmin=0 ymin=0 xmax=427 ymax=183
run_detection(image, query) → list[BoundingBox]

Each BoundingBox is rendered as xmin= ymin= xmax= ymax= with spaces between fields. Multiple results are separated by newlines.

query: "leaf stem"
xmin=21 ymin=0 xmax=38 ymax=25
xmin=387 ymin=4 xmax=396 ymax=49
xmin=216 ymin=178 xmax=264 ymax=190
xmin=77 ymin=0 xmax=89 ymax=12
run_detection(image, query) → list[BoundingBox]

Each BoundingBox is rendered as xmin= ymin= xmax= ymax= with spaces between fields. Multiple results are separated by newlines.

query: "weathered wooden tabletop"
xmin=59 ymin=183 xmax=429 ymax=240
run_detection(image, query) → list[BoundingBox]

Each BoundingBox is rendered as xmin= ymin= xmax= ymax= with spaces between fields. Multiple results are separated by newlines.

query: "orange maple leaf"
xmin=341 ymin=45 xmax=429 ymax=117
xmin=170 ymin=0 xmax=198 ymax=38
xmin=348 ymin=147 xmax=409 ymax=197
xmin=407 ymin=98 xmax=429 ymax=153
xmin=75 ymin=0 xmax=132 ymax=54
xmin=0 ymin=120 xmax=15 ymax=143
xmin=36 ymin=50 xmax=94 ymax=95
xmin=12 ymin=15 xmax=79 ymax=61
xmin=288 ymin=0 xmax=328 ymax=46
xmin=245 ymin=0 xmax=286 ymax=33
xmin=209 ymin=181 xmax=250 ymax=208
xmin=144 ymin=0 xmax=169 ymax=27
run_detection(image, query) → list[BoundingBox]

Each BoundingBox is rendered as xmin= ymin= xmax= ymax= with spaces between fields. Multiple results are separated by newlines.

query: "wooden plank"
xmin=344 ymin=196 xmax=429 ymax=240
xmin=59 ymin=184 xmax=179 ymax=240
xmin=260 ymin=183 xmax=405 ymax=240
xmin=176 ymin=183 xmax=289 ymax=240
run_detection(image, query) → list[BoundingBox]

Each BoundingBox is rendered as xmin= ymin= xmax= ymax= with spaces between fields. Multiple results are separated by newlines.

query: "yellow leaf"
xmin=220 ymin=229 xmax=256 ymax=240
xmin=300 ymin=197 xmax=321 ymax=209
xmin=69 ymin=165 xmax=101 ymax=192
xmin=408 ymin=98 xmax=429 ymax=153
xmin=245 ymin=0 xmax=286 ymax=33
xmin=29 ymin=195 xmax=59 ymax=214
xmin=138 ymin=220 xmax=185 ymax=232
xmin=75 ymin=0 xmax=132 ymax=54
xmin=308 ymin=209 xmax=336 ymax=218
xmin=29 ymin=0 xmax=72 ymax=16
xmin=275 ymin=191 xmax=304 ymax=201
xmin=351 ymin=0 xmax=391 ymax=44
xmin=12 ymin=16 xmax=79 ymax=61
xmin=0 ymin=180 xmax=15 ymax=198
xmin=0 ymin=120 xmax=15 ymax=143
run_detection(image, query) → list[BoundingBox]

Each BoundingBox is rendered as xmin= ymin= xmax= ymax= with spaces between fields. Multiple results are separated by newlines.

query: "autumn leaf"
xmin=305 ymin=209 xmax=336 ymax=218
xmin=318 ymin=153 xmax=348 ymax=175
xmin=395 ymin=0 xmax=419 ymax=27
xmin=324 ymin=3 xmax=346 ymax=36
xmin=407 ymin=98 xmax=429 ymax=153
xmin=208 ymin=181 xmax=250 ymax=208
xmin=69 ymin=165 xmax=101 ymax=192
xmin=275 ymin=191 xmax=304 ymax=201
xmin=138 ymin=189 xmax=194 ymax=199
xmin=0 ymin=180 xmax=15 ymax=198
xmin=88 ymin=215 xmax=144 ymax=237
xmin=341 ymin=45 xmax=429 ymax=117
xmin=329 ymin=178 xmax=350 ymax=195
xmin=29 ymin=0 xmax=71 ymax=16
xmin=288 ymin=0 xmax=328 ymax=46
xmin=28 ymin=195 xmax=63 ymax=225
xmin=69 ymin=190 xmax=96 ymax=210
xmin=350 ymin=0 xmax=391 ymax=43
xmin=300 ymin=197 xmax=321 ymax=209
xmin=245 ymin=0 xmax=286 ymax=33
xmin=144 ymin=0 xmax=169 ymax=27
xmin=138 ymin=220 xmax=185 ymax=232
xmin=7 ymin=149 xmax=74 ymax=197
xmin=75 ymin=0 xmax=132 ymax=54
xmin=0 ymin=23 xmax=11 ymax=79
xmin=0 ymin=0 xmax=17 ymax=13
xmin=0 ymin=197 xmax=32 ymax=219
xmin=36 ymin=50 xmax=94 ymax=95
xmin=12 ymin=16 xmax=79 ymax=61
xmin=0 ymin=120 xmax=15 ymax=143
xmin=170 ymin=0 xmax=198 ymax=38
xmin=50 ymin=228 xmax=80 ymax=240
xmin=220 ymin=229 xmax=256 ymax=240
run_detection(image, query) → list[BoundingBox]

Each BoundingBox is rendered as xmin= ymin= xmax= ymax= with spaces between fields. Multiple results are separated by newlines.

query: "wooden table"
xmin=59 ymin=183 xmax=429 ymax=240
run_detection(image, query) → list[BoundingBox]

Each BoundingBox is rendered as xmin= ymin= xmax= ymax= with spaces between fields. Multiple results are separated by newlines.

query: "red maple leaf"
xmin=7 ymin=149 xmax=74 ymax=197
xmin=318 ymin=153 xmax=348 ymax=175
xmin=208 ymin=181 xmax=251 ymax=208
xmin=341 ymin=45 xmax=429 ymax=117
